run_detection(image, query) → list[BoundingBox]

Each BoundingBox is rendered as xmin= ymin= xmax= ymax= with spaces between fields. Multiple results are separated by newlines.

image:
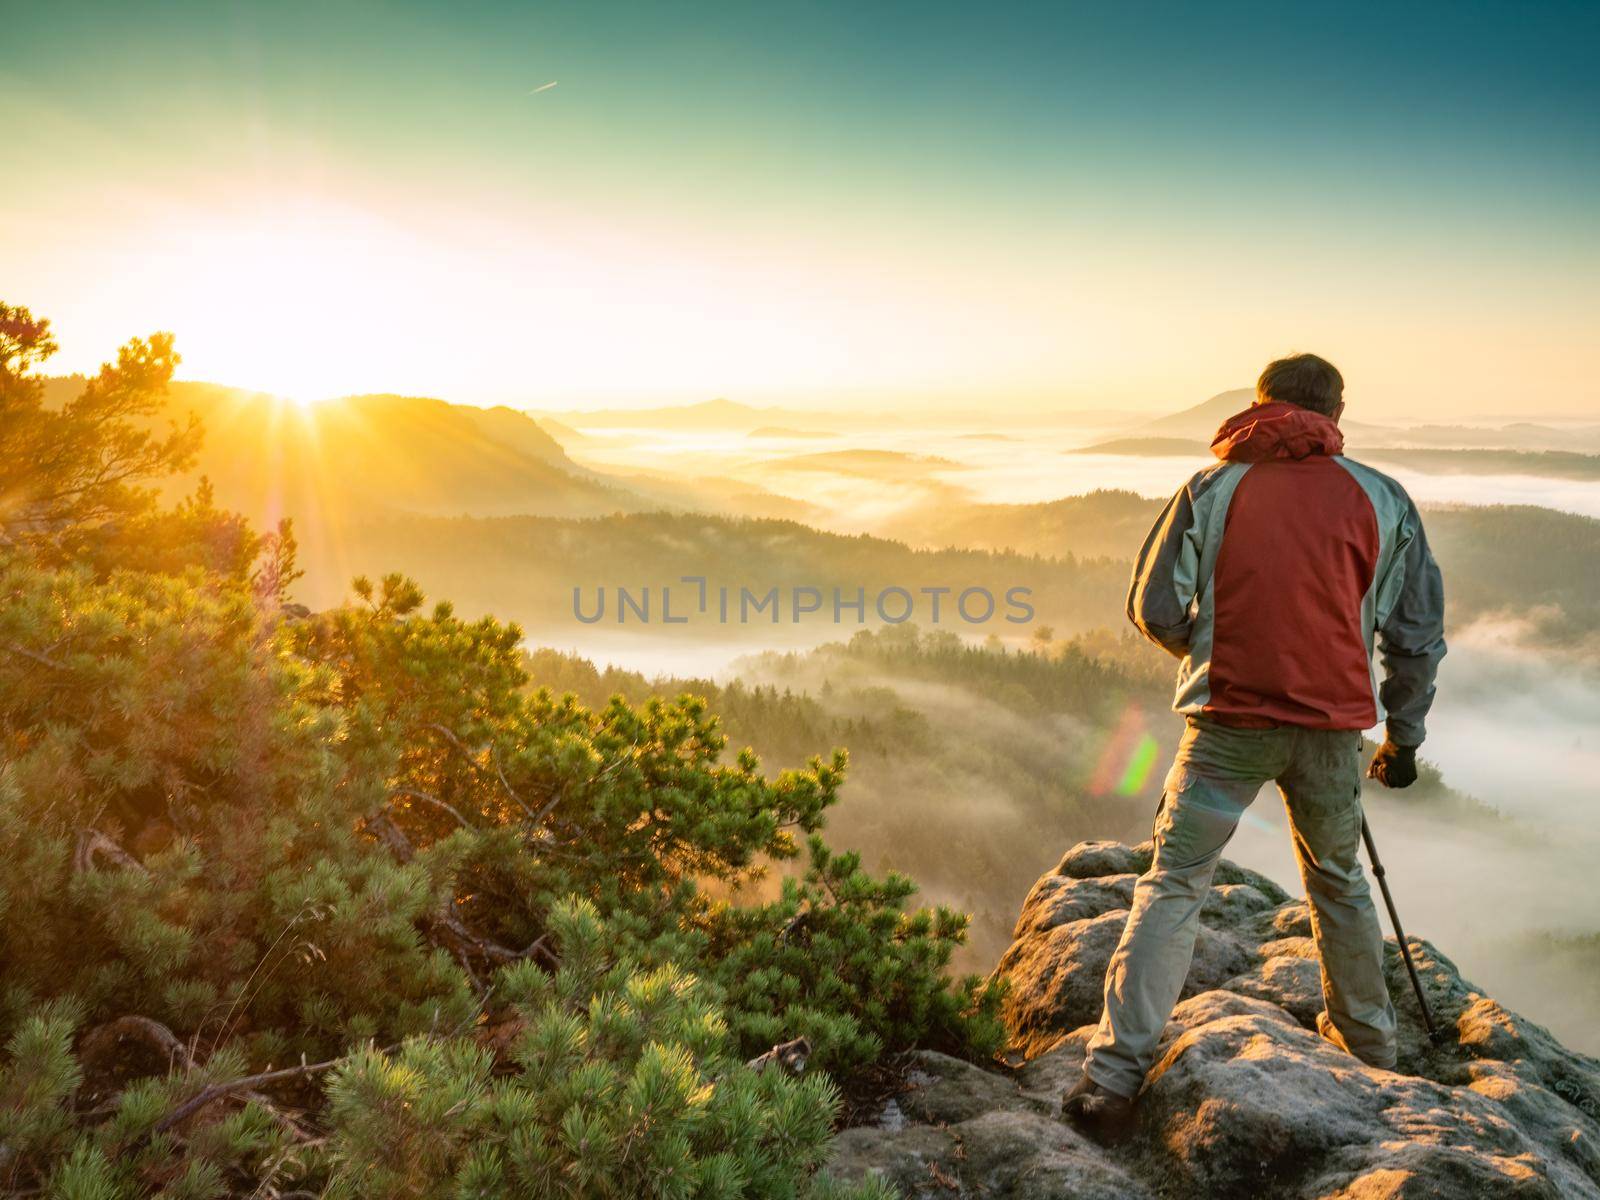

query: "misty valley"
xmin=99 ymin=377 xmax=1600 ymax=1056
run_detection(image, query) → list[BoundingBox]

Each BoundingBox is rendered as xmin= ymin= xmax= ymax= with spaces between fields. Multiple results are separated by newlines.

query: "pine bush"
xmin=0 ymin=304 xmax=993 ymax=1197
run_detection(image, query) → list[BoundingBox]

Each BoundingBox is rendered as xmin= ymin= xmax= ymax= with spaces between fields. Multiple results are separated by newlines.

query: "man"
xmin=1062 ymin=353 xmax=1446 ymax=1143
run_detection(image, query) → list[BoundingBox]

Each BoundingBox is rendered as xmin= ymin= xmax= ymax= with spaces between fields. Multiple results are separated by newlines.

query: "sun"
xmin=141 ymin=200 xmax=418 ymax=400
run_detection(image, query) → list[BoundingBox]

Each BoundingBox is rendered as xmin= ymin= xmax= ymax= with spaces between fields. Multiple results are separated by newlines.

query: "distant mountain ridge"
xmin=1131 ymin=388 xmax=1256 ymax=439
xmin=37 ymin=377 xmax=812 ymax=530
xmin=1130 ymin=387 xmax=1600 ymax=452
xmin=147 ymin=382 xmax=635 ymax=523
xmin=1071 ymin=437 xmax=1209 ymax=457
xmin=1071 ymin=435 xmax=1600 ymax=480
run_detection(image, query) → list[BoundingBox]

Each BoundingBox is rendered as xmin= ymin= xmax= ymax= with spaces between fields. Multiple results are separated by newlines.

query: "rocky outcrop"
xmin=827 ymin=841 xmax=1600 ymax=1199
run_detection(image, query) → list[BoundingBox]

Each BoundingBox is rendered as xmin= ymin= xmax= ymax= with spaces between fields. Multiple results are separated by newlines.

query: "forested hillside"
xmin=292 ymin=511 xmax=1132 ymax=641
xmin=523 ymin=625 xmax=1479 ymax=966
xmin=36 ymin=374 xmax=1597 ymax=659
xmin=883 ymin=491 xmax=1600 ymax=653
xmin=879 ymin=489 xmax=1162 ymax=560
xmin=38 ymin=376 xmax=817 ymax=534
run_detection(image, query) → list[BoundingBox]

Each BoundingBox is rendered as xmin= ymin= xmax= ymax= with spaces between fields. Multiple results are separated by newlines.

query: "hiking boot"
xmin=1317 ymin=1011 xmax=1397 ymax=1071
xmin=1061 ymin=1071 xmax=1137 ymax=1144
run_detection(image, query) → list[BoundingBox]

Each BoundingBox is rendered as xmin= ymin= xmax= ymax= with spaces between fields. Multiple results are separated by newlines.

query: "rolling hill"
xmin=1130 ymin=388 xmax=1255 ymax=439
xmin=882 ymin=489 xmax=1600 ymax=650
xmin=1361 ymin=447 xmax=1600 ymax=480
xmin=1127 ymin=388 xmax=1597 ymax=453
xmin=880 ymin=489 xmax=1165 ymax=560
xmin=292 ymin=510 xmax=1133 ymax=641
xmin=40 ymin=377 xmax=820 ymax=531
xmin=1071 ymin=437 xmax=1210 ymax=457
xmin=38 ymin=377 xmax=638 ymax=523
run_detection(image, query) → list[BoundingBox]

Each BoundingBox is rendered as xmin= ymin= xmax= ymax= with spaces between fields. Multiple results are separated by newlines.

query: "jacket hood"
xmin=1210 ymin=400 xmax=1344 ymax=462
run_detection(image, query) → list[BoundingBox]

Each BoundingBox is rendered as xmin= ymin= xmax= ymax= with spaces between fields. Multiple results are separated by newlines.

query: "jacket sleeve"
xmin=1127 ymin=483 xmax=1201 ymax=659
xmin=1377 ymin=497 xmax=1447 ymax=747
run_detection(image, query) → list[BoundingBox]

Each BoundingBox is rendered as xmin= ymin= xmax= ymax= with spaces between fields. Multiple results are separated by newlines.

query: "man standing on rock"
xmin=1063 ymin=353 xmax=1447 ymax=1143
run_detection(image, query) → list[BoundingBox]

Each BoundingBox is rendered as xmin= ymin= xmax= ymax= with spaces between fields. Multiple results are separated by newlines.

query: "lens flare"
xmin=1114 ymin=733 xmax=1162 ymax=796
xmin=1089 ymin=705 xmax=1163 ymax=797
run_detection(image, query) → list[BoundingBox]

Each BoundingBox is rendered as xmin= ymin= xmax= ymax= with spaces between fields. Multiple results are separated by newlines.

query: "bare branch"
xmin=746 ymin=1037 xmax=812 ymax=1076
xmin=153 ymin=1055 xmax=343 ymax=1135
xmin=364 ymin=813 xmax=415 ymax=862
xmin=78 ymin=1015 xmax=194 ymax=1073
xmin=418 ymin=722 xmax=539 ymax=822
xmin=73 ymin=829 xmax=148 ymax=876
xmin=428 ymin=904 xmax=556 ymax=971
xmin=387 ymin=787 xmax=470 ymax=829
xmin=429 ymin=904 xmax=524 ymax=965
xmin=4 ymin=641 xmax=68 ymax=672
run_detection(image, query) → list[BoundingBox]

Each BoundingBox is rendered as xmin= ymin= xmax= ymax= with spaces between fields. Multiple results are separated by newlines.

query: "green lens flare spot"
xmin=1115 ymin=733 xmax=1161 ymax=796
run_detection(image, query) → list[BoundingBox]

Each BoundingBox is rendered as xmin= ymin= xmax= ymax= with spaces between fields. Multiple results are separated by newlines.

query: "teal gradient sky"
xmin=3 ymin=1 xmax=1597 ymax=416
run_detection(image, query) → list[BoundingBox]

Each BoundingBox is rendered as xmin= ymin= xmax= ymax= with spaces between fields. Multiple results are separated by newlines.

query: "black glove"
xmin=1367 ymin=740 xmax=1418 ymax=789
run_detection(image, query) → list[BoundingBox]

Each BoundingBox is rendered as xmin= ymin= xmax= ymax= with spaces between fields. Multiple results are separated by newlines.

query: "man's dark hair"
xmin=1257 ymin=353 xmax=1344 ymax=416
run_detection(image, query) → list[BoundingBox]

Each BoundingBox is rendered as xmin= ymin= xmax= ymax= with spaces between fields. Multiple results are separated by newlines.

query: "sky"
xmin=3 ymin=0 xmax=1598 ymax=418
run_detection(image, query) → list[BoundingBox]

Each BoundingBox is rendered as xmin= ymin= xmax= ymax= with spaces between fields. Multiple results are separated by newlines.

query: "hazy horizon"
xmin=35 ymin=369 xmax=1600 ymax=430
xmin=6 ymin=1 xmax=1597 ymax=418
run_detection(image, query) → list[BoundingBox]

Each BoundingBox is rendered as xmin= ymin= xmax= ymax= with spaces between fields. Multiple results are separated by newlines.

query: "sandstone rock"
xmin=1054 ymin=839 xmax=1150 ymax=879
xmin=1225 ymin=938 xmax=1326 ymax=1025
xmin=827 ymin=841 xmax=1600 ymax=1199
xmin=1055 ymin=837 xmax=1289 ymax=902
xmin=1010 ymin=873 xmax=1134 ymax=939
xmin=990 ymin=908 xmax=1129 ymax=1055
xmin=826 ymin=1051 xmax=1156 ymax=1200
xmin=994 ymin=868 xmax=1256 ymax=1057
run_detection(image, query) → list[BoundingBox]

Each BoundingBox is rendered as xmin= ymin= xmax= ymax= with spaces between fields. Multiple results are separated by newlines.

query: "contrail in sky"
xmin=528 ymin=81 xmax=558 ymax=94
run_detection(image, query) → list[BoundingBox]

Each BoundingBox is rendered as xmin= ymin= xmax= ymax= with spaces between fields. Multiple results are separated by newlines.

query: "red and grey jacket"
xmin=1128 ymin=401 xmax=1446 ymax=746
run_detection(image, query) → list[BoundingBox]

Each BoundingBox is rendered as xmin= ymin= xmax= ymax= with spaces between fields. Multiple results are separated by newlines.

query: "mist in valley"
xmin=539 ymin=613 xmax=1600 ymax=1054
xmin=90 ymin=372 xmax=1600 ymax=1052
xmin=551 ymin=417 xmax=1600 ymax=523
xmin=1200 ymin=620 xmax=1600 ymax=1054
xmin=518 ymin=416 xmax=1600 ymax=1054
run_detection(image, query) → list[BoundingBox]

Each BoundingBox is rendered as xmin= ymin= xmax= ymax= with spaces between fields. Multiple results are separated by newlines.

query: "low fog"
xmin=527 ymin=420 xmax=1600 ymax=1051
xmin=1229 ymin=623 xmax=1600 ymax=1052
xmin=733 ymin=651 xmax=1148 ymax=960
xmin=562 ymin=424 xmax=1600 ymax=521
xmin=550 ymin=601 xmax=1600 ymax=1055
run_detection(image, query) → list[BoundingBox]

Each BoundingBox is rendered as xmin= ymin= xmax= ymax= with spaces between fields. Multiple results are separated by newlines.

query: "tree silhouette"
xmin=0 ymin=301 xmax=200 ymax=557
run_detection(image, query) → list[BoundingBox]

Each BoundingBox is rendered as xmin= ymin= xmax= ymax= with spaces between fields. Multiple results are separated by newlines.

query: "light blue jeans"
xmin=1084 ymin=717 xmax=1397 ymax=1097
